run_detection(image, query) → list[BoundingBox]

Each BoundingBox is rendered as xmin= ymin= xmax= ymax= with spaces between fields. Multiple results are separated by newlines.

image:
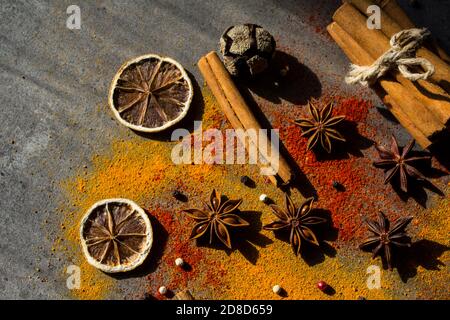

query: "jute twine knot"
xmin=345 ymin=28 xmax=435 ymax=86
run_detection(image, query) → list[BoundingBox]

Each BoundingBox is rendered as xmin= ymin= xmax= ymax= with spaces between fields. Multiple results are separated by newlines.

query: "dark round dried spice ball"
xmin=240 ymin=175 xmax=250 ymax=185
xmin=172 ymin=190 xmax=187 ymax=201
xmin=173 ymin=190 xmax=188 ymax=202
xmin=172 ymin=190 xmax=182 ymax=198
xmin=219 ymin=24 xmax=276 ymax=77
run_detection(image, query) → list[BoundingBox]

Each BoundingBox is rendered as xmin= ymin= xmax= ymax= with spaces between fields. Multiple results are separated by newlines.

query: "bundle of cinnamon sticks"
xmin=328 ymin=0 xmax=450 ymax=149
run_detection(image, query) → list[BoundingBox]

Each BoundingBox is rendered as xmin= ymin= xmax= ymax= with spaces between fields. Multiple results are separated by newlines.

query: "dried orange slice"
xmin=80 ymin=198 xmax=153 ymax=273
xmin=108 ymin=54 xmax=193 ymax=132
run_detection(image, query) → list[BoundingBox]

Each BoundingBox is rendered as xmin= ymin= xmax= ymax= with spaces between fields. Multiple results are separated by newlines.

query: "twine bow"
xmin=345 ymin=28 xmax=435 ymax=86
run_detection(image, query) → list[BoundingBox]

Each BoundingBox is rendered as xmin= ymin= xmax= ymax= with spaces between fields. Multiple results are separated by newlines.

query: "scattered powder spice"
xmin=202 ymin=86 xmax=229 ymax=129
xmin=53 ymin=213 xmax=114 ymax=300
xmin=144 ymin=207 xmax=225 ymax=299
xmin=220 ymin=242 xmax=394 ymax=300
xmin=56 ymin=87 xmax=449 ymax=300
xmin=275 ymin=96 xmax=383 ymax=241
xmin=413 ymin=195 xmax=450 ymax=299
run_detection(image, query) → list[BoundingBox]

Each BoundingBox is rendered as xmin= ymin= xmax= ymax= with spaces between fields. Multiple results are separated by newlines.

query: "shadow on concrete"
xmin=238 ymin=79 xmax=318 ymax=200
xmin=396 ymin=239 xmax=449 ymax=283
xmin=311 ymin=119 xmax=374 ymax=161
xmin=195 ymin=210 xmax=273 ymax=265
xmin=268 ymin=208 xmax=338 ymax=266
xmin=240 ymin=50 xmax=322 ymax=105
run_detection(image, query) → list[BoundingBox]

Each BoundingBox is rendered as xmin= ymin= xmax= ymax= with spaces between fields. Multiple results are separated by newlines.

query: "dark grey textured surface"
xmin=0 ymin=0 xmax=448 ymax=299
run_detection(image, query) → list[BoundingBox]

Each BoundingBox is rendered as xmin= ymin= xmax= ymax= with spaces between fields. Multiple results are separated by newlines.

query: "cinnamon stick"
xmin=372 ymin=0 xmax=450 ymax=64
xmin=198 ymin=51 xmax=293 ymax=185
xmin=374 ymin=0 xmax=415 ymax=29
xmin=347 ymin=0 xmax=450 ymax=93
xmin=332 ymin=3 xmax=448 ymax=137
xmin=328 ymin=21 xmax=431 ymax=148
xmin=334 ymin=2 xmax=450 ymax=127
xmin=377 ymin=87 xmax=431 ymax=149
xmin=383 ymin=96 xmax=431 ymax=148
xmin=197 ymin=55 xmax=278 ymax=186
xmin=327 ymin=22 xmax=439 ymax=146
xmin=323 ymin=22 xmax=430 ymax=145
xmin=347 ymin=0 xmax=402 ymax=37
xmin=394 ymin=73 xmax=450 ymax=127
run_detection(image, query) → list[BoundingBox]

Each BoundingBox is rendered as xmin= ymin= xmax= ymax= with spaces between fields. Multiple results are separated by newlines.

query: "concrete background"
xmin=0 ymin=0 xmax=448 ymax=299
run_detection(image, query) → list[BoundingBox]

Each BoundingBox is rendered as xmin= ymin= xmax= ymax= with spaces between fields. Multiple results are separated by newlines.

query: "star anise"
xmin=359 ymin=211 xmax=413 ymax=270
xmin=293 ymin=100 xmax=345 ymax=153
xmin=182 ymin=189 xmax=249 ymax=249
xmin=263 ymin=194 xmax=326 ymax=256
xmin=373 ymin=136 xmax=430 ymax=192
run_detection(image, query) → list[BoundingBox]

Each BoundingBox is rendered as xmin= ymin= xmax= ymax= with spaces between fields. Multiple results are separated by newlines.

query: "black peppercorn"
xmin=173 ymin=190 xmax=182 ymax=198
xmin=172 ymin=190 xmax=188 ymax=202
xmin=240 ymin=176 xmax=250 ymax=184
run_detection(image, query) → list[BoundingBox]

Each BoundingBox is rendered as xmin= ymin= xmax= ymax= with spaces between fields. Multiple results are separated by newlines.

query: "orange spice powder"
xmin=56 ymin=87 xmax=449 ymax=300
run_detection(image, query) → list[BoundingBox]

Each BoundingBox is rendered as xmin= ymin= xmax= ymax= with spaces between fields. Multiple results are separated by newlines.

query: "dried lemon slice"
xmin=108 ymin=54 xmax=193 ymax=132
xmin=80 ymin=198 xmax=153 ymax=273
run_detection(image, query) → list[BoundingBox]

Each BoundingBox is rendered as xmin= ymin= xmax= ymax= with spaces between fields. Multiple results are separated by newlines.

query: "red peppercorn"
xmin=317 ymin=281 xmax=328 ymax=291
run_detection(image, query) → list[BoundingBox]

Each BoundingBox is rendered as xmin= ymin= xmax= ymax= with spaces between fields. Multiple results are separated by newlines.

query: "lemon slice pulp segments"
xmin=80 ymin=198 xmax=153 ymax=273
xmin=108 ymin=54 xmax=193 ymax=132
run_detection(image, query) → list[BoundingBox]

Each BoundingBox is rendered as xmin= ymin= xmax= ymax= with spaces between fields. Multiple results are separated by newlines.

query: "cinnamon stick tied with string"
xmin=329 ymin=2 xmax=449 ymax=146
xmin=198 ymin=51 xmax=294 ymax=186
xmin=327 ymin=21 xmax=435 ymax=149
xmin=334 ymin=2 xmax=450 ymax=128
xmin=346 ymin=0 xmax=450 ymax=93
xmin=370 ymin=0 xmax=450 ymax=64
